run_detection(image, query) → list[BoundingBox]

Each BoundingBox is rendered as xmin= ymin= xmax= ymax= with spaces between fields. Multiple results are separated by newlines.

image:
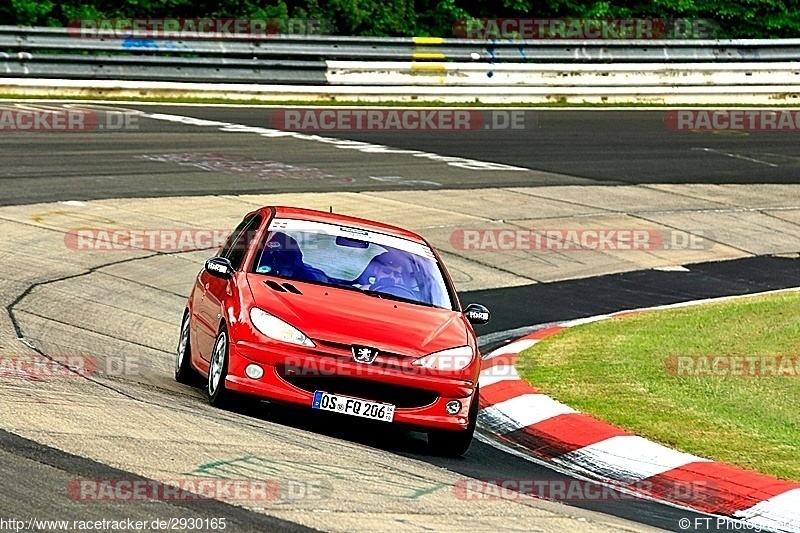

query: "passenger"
xmin=258 ymin=232 xmax=326 ymax=282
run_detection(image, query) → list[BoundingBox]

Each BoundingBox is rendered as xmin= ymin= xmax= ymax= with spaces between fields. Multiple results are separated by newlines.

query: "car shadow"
xmin=219 ymin=395 xmax=727 ymax=533
xmin=228 ymin=396 xmax=432 ymax=455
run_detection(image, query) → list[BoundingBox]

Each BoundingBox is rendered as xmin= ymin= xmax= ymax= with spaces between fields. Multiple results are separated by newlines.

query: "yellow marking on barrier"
xmin=410 ymin=63 xmax=447 ymax=73
xmin=412 ymin=53 xmax=446 ymax=60
xmin=413 ymin=37 xmax=444 ymax=44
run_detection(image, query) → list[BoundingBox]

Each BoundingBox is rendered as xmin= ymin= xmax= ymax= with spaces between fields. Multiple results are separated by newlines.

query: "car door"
xmin=193 ymin=214 xmax=262 ymax=361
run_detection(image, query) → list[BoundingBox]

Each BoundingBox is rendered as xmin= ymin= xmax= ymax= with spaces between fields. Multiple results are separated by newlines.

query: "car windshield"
xmin=251 ymin=218 xmax=454 ymax=310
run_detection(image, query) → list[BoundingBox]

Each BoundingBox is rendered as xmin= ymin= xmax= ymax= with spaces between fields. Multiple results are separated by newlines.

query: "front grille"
xmin=312 ymin=339 xmax=408 ymax=366
xmin=281 ymin=375 xmax=439 ymax=409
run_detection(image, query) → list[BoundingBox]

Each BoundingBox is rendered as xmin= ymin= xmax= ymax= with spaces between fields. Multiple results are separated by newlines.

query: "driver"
xmin=257 ymin=231 xmax=326 ymax=282
xmin=357 ymin=251 xmax=408 ymax=290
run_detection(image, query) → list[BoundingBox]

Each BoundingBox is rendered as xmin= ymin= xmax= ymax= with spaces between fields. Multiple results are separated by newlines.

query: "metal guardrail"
xmin=0 ymin=26 xmax=800 ymax=86
xmin=0 ymin=53 xmax=326 ymax=84
xmin=327 ymin=61 xmax=800 ymax=87
xmin=4 ymin=26 xmax=800 ymax=61
xmin=0 ymin=27 xmax=333 ymax=84
xmin=3 ymin=26 xmax=800 ymax=85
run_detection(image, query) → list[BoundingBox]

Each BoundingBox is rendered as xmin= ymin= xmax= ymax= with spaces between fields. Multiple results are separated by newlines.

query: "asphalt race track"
xmin=468 ymin=254 xmax=800 ymax=342
xmin=1 ymin=102 xmax=798 ymax=533
xmin=3 ymin=105 xmax=800 ymax=206
xmin=0 ymin=429 xmax=314 ymax=533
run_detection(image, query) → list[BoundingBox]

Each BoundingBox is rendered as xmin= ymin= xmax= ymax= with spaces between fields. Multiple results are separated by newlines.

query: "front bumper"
xmin=225 ymin=340 xmax=477 ymax=431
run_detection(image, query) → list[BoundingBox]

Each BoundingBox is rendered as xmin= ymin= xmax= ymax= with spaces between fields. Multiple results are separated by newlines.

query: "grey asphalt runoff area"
xmin=1 ymin=102 xmax=798 ymax=533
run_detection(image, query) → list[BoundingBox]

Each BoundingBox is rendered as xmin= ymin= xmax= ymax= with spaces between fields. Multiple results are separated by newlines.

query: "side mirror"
xmin=205 ymin=257 xmax=234 ymax=279
xmin=464 ymin=303 xmax=490 ymax=325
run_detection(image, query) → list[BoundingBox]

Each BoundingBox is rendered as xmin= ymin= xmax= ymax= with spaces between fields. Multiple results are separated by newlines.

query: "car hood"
xmin=246 ymin=275 xmax=469 ymax=357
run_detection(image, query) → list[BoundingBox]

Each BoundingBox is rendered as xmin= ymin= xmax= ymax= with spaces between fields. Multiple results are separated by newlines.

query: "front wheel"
xmin=428 ymin=387 xmax=479 ymax=457
xmin=175 ymin=310 xmax=200 ymax=385
xmin=207 ymin=326 xmax=235 ymax=408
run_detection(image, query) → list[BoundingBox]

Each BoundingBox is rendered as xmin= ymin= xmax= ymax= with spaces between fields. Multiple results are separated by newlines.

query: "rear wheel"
xmin=428 ymin=386 xmax=479 ymax=457
xmin=208 ymin=326 xmax=235 ymax=408
xmin=175 ymin=310 xmax=200 ymax=385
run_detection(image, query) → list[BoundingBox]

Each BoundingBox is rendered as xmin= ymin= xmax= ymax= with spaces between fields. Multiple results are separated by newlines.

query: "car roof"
xmin=261 ymin=206 xmax=428 ymax=244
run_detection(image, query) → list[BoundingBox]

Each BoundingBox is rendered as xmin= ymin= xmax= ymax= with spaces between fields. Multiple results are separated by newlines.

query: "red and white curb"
xmin=477 ymin=288 xmax=800 ymax=533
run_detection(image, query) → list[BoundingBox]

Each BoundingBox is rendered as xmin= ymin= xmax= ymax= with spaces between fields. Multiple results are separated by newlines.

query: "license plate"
xmin=312 ymin=391 xmax=395 ymax=422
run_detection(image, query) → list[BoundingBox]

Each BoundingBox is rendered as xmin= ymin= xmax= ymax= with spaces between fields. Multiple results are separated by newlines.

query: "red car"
xmin=175 ymin=206 xmax=490 ymax=456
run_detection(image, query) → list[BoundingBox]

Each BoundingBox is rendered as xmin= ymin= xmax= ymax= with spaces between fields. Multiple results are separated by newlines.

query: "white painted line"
xmin=559 ymin=315 xmax=612 ymax=328
xmin=478 ymin=323 xmax=555 ymax=348
xmin=137 ymin=111 xmax=529 ymax=172
xmin=654 ymin=265 xmax=690 ymax=272
xmin=484 ymin=338 xmax=538 ymax=359
xmin=483 ymin=288 xmax=800 ymax=350
xmin=368 ymin=176 xmax=441 ymax=186
xmin=554 ymin=435 xmax=709 ymax=484
xmin=480 ymin=394 xmax=577 ymax=434
xmin=622 ymin=286 xmax=800 ymax=316
xmin=693 ymin=147 xmax=779 ymax=168
xmin=474 ymin=287 xmax=800 ymax=530
xmin=733 ymin=488 xmax=800 ymax=533
xmin=478 ymin=364 xmax=519 ymax=387
xmin=474 ymin=431 xmax=772 ymax=529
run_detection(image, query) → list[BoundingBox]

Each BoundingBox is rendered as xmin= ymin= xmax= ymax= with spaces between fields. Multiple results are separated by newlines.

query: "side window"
xmin=219 ymin=214 xmax=262 ymax=271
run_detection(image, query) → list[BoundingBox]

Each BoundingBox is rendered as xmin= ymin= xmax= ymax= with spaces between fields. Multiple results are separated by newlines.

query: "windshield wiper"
xmin=361 ymin=289 xmax=387 ymax=300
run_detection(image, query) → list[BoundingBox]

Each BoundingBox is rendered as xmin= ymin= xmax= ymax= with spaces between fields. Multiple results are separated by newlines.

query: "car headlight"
xmin=249 ymin=308 xmax=315 ymax=347
xmin=412 ymin=346 xmax=474 ymax=371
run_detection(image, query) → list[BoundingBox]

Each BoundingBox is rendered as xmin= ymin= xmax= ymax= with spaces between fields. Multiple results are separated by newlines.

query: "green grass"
xmin=516 ymin=291 xmax=800 ymax=481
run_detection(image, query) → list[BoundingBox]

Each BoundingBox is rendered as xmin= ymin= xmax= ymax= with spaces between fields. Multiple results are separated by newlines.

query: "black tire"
xmin=428 ymin=386 xmax=479 ymax=457
xmin=207 ymin=325 xmax=235 ymax=408
xmin=175 ymin=310 xmax=201 ymax=385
